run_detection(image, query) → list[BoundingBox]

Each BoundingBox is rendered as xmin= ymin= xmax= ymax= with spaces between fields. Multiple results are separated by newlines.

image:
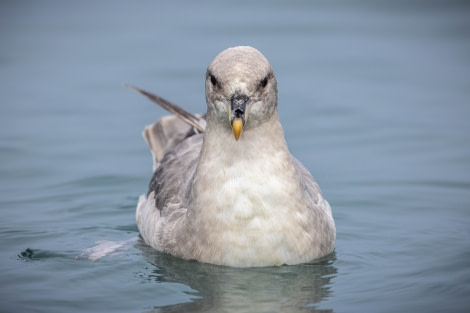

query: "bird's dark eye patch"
xmin=260 ymin=76 xmax=269 ymax=88
xmin=210 ymin=74 xmax=218 ymax=87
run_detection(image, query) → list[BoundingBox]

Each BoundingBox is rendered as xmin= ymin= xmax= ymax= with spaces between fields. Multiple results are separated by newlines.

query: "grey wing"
xmin=293 ymin=158 xmax=334 ymax=217
xmin=293 ymin=158 xmax=336 ymax=249
xmin=132 ymin=85 xmax=207 ymax=251
xmin=136 ymin=123 xmax=203 ymax=251
xmin=132 ymin=83 xmax=208 ymax=214
xmin=148 ymin=133 xmax=203 ymax=217
xmin=293 ymin=158 xmax=322 ymax=204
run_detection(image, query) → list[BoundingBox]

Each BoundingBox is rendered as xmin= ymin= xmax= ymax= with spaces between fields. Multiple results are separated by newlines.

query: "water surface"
xmin=1 ymin=1 xmax=470 ymax=312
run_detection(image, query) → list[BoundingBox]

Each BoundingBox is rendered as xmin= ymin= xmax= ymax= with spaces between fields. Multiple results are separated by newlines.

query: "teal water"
xmin=1 ymin=1 xmax=470 ymax=312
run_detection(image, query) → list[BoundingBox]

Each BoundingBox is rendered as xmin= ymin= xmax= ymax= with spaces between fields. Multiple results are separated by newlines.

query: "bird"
xmin=129 ymin=46 xmax=335 ymax=267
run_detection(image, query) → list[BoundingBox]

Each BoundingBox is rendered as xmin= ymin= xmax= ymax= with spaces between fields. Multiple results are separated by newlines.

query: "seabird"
xmin=130 ymin=46 xmax=335 ymax=267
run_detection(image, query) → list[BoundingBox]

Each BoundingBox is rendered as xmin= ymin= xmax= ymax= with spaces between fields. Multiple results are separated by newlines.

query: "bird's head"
xmin=205 ymin=46 xmax=278 ymax=141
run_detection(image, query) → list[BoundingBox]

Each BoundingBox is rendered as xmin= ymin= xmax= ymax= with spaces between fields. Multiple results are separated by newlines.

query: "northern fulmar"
xmin=130 ymin=46 xmax=335 ymax=267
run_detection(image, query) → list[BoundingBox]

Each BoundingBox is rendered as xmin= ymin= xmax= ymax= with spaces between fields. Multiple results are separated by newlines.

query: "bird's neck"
xmin=189 ymin=112 xmax=304 ymax=217
xmin=199 ymin=111 xmax=290 ymax=171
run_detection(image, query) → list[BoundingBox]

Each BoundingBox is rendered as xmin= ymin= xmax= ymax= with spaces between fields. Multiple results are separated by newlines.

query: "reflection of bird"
xmin=138 ymin=241 xmax=337 ymax=313
xmin=131 ymin=46 xmax=335 ymax=267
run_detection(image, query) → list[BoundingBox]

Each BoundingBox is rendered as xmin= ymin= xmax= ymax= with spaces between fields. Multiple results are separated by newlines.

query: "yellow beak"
xmin=232 ymin=118 xmax=244 ymax=141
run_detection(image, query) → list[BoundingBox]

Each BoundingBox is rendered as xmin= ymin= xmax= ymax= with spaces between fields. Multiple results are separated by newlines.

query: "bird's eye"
xmin=210 ymin=74 xmax=218 ymax=87
xmin=260 ymin=76 xmax=268 ymax=88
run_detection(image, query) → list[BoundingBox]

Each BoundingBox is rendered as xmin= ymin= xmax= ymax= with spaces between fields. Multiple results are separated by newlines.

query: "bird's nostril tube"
xmin=234 ymin=108 xmax=244 ymax=118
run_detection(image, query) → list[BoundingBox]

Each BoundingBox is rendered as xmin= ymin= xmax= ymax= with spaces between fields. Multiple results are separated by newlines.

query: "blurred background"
xmin=1 ymin=1 xmax=469 ymax=312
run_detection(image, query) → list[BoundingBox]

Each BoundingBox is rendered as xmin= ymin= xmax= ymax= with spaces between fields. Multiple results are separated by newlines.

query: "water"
xmin=1 ymin=1 xmax=470 ymax=312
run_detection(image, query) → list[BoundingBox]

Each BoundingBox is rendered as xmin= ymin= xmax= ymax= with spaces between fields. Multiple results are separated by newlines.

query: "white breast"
xmin=191 ymin=148 xmax=314 ymax=266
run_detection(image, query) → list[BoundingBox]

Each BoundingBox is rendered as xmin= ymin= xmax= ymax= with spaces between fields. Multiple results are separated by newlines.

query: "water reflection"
xmin=135 ymin=239 xmax=337 ymax=313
